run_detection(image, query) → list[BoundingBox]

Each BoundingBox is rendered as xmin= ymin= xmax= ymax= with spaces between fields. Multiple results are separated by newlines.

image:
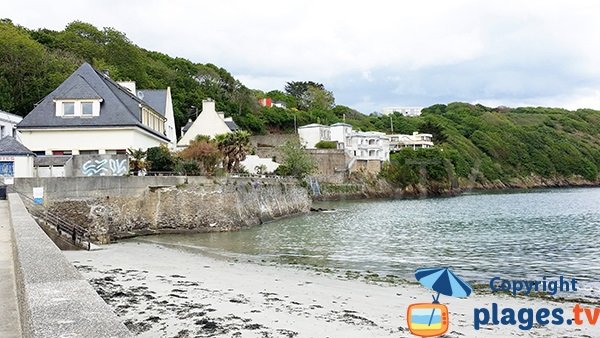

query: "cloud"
xmin=3 ymin=0 xmax=600 ymax=113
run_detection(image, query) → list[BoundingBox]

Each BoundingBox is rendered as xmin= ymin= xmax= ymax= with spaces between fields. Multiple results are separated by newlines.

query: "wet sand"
xmin=64 ymin=241 xmax=597 ymax=337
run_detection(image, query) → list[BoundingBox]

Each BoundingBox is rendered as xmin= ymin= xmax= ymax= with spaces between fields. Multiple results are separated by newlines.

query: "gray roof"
xmin=137 ymin=89 xmax=167 ymax=117
xmin=18 ymin=63 xmax=169 ymax=141
xmin=0 ymin=136 xmax=35 ymax=156
xmin=225 ymin=120 xmax=239 ymax=131
xmin=34 ymin=155 xmax=71 ymax=166
xmin=181 ymin=119 xmax=193 ymax=133
xmin=53 ymin=75 xmax=103 ymax=100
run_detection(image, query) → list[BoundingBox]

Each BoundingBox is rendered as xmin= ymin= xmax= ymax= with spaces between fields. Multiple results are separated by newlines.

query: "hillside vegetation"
xmin=1 ymin=19 xmax=600 ymax=188
xmin=382 ymin=104 xmax=600 ymax=191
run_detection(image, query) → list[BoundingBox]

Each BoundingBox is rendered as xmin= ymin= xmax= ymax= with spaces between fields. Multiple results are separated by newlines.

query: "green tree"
xmin=146 ymin=145 xmax=174 ymax=172
xmin=275 ymin=141 xmax=316 ymax=179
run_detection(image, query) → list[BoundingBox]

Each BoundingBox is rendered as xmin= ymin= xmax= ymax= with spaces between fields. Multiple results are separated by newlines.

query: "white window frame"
xmin=81 ymin=101 xmax=94 ymax=116
xmin=62 ymin=102 xmax=75 ymax=116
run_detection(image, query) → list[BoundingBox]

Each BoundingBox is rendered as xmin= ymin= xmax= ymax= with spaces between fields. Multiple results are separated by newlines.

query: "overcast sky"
xmin=5 ymin=1 xmax=600 ymax=113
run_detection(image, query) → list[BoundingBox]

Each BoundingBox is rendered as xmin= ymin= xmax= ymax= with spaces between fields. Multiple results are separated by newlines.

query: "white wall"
xmin=178 ymin=100 xmax=232 ymax=146
xmin=164 ymin=87 xmax=177 ymax=149
xmin=240 ymin=155 xmax=280 ymax=174
xmin=13 ymin=156 xmax=34 ymax=177
xmin=298 ymin=126 xmax=323 ymax=149
xmin=36 ymin=166 xmax=66 ymax=178
xmin=19 ymin=128 xmax=167 ymax=155
xmin=0 ymin=111 xmax=22 ymax=139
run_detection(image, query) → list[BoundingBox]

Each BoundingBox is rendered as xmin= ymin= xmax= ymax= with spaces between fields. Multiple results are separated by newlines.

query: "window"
xmin=52 ymin=150 xmax=72 ymax=155
xmin=79 ymin=150 xmax=99 ymax=155
xmin=63 ymin=102 xmax=75 ymax=116
xmin=81 ymin=102 xmax=93 ymax=116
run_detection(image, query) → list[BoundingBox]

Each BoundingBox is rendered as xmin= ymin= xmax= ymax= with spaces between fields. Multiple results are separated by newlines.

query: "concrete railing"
xmin=7 ymin=193 xmax=131 ymax=337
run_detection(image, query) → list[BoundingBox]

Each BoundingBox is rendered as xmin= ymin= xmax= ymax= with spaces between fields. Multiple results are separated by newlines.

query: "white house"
xmin=297 ymin=123 xmax=332 ymax=149
xmin=298 ymin=123 xmax=390 ymax=161
xmin=381 ymin=107 xmax=423 ymax=116
xmin=177 ymin=99 xmax=239 ymax=147
xmin=17 ymin=63 xmax=171 ymax=155
xmin=0 ymin=136 xmax=35 ymax=179
xmin=0 ymin=110 xmax=22 ymax=140
xmin=388 ymin=132 xmax=434 ymax=151
xmin=118 ymin=81 xmax=177 ymax=149
xmin=240 ymin=155 xmax=280 ymax=174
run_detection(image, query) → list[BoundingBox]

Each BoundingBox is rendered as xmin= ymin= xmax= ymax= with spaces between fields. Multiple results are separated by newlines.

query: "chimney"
xmin=102 ymin=69 xmax=110 ymax=77
xmin=202 ymin=99 xmax=216 ymax=114
xmin=117 ymin=81 xmax=136 ymax=94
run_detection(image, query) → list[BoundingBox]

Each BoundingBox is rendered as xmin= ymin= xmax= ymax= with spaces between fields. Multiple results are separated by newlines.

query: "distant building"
xmin=298 ymin=123 xmax=390 ymax=162
xmin=388 ymin=132 xmax=433 ymax=151
xmin=381 ymin=106 xmax=423 ymax=116
xmin=258 ymin=98 xmax=287 ymax=109
xmin=258 ymin=98 xmax=273 ymax=107
xmin=0 ymin=110 xmax=22 ymax=139
xmin=177 ymin=99 xmax=239 ymax=147
xmin=17 ymin=63 xmax=172 ymax=155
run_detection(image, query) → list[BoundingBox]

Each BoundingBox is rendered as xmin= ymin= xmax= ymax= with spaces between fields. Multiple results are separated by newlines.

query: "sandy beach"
xmin=64 ymin=241 xmax=598 ymax=337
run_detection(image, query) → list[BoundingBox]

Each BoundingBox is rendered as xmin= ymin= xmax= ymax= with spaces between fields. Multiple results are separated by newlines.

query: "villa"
xmin=17 ymin=63 xmax=175 ymax=155
xmin=388 ymin=132 xmax=434 ymax=151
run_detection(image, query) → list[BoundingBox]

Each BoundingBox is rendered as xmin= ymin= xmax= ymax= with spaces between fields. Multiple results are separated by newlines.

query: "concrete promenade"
xmin=6 ymin=194 xmax=132 ymax=337
xmin=0 ymin=200 xmax=21 ymax=337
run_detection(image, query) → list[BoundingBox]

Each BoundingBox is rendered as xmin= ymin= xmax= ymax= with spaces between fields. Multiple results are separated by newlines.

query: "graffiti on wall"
xmin=82 ymin=159 xmax=128 ymax=176
xmin=0 ymin=161 xmax=14 ymax=177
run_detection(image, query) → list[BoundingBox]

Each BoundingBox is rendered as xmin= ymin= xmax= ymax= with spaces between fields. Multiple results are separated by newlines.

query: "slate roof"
xmin=225 ymin=120 xmax=239 ymax=131
xmin=137 ymin=89 xmax=167 ymax=117
xmin=181 ymin=119 xmax=194 ymax=133
xmin=0 ymin=136 xmax=35 ymax=156
xmin=18 ymin=63 xmax=169 ymax=141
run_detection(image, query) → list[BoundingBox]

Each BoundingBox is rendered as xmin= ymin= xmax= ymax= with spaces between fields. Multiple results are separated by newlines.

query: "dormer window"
xmin=81 ymin=102 xmax=93 ymax=116
xmin=55 ymin=99 xmax=102 ymax=117
xmin=63 ymin=102 xmax=75 ymax=116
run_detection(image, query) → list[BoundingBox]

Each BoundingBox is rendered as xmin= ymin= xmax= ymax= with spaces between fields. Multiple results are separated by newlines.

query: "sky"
xmin=4 ymin=0 xmax=600 ymax=114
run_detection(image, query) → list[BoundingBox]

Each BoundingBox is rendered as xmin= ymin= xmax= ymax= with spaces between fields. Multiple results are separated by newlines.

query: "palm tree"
xmin=127 ymin=148 xmax=148 ymax=174
xmin=215 ymin=131 xmax=252 ymax=173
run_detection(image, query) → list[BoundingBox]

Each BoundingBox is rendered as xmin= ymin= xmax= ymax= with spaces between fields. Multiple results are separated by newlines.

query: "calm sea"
xmin=140 ymin=187 xmax=600 ymax=300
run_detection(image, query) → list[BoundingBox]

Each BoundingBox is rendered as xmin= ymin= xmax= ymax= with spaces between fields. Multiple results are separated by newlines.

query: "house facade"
xmin=177 ymin=99 xmax=239 ymax=147
xmin=118 ymin=81 xmax=177 ymax=148
xmin=0 ymin=110 xmax=22 ymax=139
xmin=17 ymin=63 xmax=171 ymax=155
xmin=381 ymin=106 xmax=423 ymax=116
xmin=298 ymin=123 xmax=390 ymax=161
xmin=389 ymin=132 xmax=434 ymax=151
xmin=0 ymin=136 xmax=35 ymax=179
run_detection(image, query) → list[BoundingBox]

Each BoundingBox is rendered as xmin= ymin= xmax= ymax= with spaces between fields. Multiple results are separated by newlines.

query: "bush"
xmin=315 ymin=140 xmax=337 ymax=149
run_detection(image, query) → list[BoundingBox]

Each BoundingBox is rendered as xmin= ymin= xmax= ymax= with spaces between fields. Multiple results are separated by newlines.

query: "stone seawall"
xmin=40 ymin=177 xmax=311 ymax=243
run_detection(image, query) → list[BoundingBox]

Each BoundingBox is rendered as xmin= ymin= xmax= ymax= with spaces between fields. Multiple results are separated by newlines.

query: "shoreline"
xmin=313 ymin=181 xmax=600 ymax=202
xmin=65 ymin=241 xmax=597 ymax=337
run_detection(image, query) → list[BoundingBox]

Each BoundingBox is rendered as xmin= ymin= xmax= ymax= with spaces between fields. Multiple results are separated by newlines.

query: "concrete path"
xmin=0 ymin=200 xmax=21 ymax=337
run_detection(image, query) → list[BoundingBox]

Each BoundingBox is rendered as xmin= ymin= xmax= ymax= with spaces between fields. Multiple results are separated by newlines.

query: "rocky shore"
xmin=314 ymin=174 xmax=600 ymax=201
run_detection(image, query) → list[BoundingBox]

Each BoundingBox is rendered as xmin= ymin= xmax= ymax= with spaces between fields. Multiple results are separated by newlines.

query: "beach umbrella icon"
xmin=415 ymin=267 xmax=473 ymax=326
